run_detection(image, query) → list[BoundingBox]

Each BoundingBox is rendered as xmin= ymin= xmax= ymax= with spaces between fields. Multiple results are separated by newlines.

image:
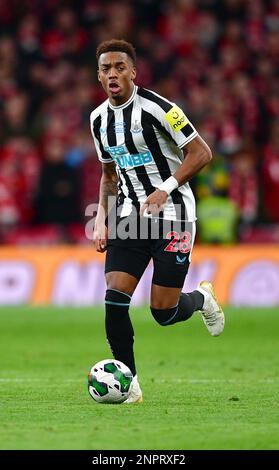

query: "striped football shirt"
xmin=90 ymin=85 xmax=198 ymax=221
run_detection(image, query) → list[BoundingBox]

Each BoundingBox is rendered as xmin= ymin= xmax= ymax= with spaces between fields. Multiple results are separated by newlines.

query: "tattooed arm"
xmin=93 ymin=162 xmax=118 ymax=252
xmin=98 ymin=162 xmax=118 ymax=217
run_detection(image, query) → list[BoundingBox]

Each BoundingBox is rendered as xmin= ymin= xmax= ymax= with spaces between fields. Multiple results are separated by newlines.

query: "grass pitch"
xmin=0 ymin=305 xmax=279 ymax=450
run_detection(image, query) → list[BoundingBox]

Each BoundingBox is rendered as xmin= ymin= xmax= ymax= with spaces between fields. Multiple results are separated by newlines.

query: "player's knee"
xmin=151 ymin=297 xmax=177 ymax=310
xmin=150 ymin=306 xmax=177 ymax=326
xmin=105 ymin=272 xmax=137 ymax=297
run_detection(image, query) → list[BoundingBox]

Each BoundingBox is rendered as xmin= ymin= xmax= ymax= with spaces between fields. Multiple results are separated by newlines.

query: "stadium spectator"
xmin=0 ymin=0 xmax=278 ymax=243
xmin=262 ymin=120 xmax=279 ymax=223
xmin=228 ymin=142 xmax=259 ymax=234
xmin=33 ymin=137 xmax=82 ymax=225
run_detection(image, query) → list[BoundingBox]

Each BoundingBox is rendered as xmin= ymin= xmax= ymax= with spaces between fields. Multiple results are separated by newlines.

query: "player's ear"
xmin=131 ymin=67 xmax=136 ymax=81
xmin=97 ymin=69 xmax=101 ymax=82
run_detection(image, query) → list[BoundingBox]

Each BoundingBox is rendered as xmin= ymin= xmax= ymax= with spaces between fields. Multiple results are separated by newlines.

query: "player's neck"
xmin=109 ymin=83 xmax=135 ymax=107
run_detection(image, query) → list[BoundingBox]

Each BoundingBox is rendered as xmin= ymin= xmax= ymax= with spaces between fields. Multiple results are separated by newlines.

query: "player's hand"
xmin=140 ymin=189 xmax=168 ymax=217
xmin=93 ymin=222 xmax=108 ymax=252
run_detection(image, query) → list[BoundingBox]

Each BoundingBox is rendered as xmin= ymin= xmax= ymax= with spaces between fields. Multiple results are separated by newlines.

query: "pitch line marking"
xmin=0 ymin=378 xmax=277 ymax=384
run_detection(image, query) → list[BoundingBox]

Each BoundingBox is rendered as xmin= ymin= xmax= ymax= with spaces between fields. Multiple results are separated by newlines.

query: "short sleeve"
xmin=138 ymin=88 xmax=198 ymax=149
xmin=90 ymin=112 xmax=114 ymax=163
xmin=161 ymin=103 xmax=198 ymax=148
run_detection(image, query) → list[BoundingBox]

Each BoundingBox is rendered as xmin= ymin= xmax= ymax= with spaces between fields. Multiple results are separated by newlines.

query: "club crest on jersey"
xmin=164 ymin=105 xmax=188 ymax=132
xmin=130 ymin=120 xmax=143 ymax=134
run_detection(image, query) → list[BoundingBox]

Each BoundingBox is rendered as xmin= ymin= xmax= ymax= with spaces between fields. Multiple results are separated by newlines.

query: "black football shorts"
xmin=105 ymin=215 xmax=196 ymax=288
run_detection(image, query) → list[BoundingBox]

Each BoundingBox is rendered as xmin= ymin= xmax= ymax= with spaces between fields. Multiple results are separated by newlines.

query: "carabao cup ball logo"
xmin=88 ymin=359 xmax=133 ymax=404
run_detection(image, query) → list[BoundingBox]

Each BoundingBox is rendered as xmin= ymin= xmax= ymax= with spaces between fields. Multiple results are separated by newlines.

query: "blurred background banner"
xmin=1 ymin=246 xmax=279 ymax=306
xmin=0 ymin=0 xmax=279 ymax=305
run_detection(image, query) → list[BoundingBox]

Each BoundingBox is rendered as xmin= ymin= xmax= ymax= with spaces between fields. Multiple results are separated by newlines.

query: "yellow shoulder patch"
xmin=164 ymin=105 xmax=188 ymax=132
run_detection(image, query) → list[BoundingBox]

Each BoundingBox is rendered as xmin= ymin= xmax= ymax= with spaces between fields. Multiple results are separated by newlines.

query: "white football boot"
xmin=123 ymin=375 xmax=143 ymax=404
xmin=196 ymin=281 xmax=225 ymax=336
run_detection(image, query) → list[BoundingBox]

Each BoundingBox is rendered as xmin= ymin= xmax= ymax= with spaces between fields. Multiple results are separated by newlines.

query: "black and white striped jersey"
xmin=90 ymin=85 xmax=199 ymax=221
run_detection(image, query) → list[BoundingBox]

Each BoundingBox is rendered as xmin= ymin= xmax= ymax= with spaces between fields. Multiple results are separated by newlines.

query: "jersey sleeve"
xmin=90 ymin=111 xmax=114 ymax=163
xmin=155 ymin=102 xmax=198 ymax=149
xmin=138 ymin=88 xmax=198 ymax=149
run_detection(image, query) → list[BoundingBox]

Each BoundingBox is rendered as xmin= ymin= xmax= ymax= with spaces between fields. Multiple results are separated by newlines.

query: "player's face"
xmin=98 ymin=51 xmax=136 ymax=106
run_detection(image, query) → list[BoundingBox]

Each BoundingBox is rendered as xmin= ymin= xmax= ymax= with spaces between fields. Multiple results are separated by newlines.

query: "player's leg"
xmin=150 ymin=284 xmax=204 ymax=325
xmin=105 ymin=270 xmax=139 ymax=377
xmin=150 ymin=282 xmax=204 ymax=326
xmin=150 ymin=283 xmax=224 ymax=336
xmin=150 ymin=219 xmax=202 ymax=324
xmin=150 ymin=220 xmax=224 ymax=335
xmin=104 ymin=240 xmax=151 ymax=403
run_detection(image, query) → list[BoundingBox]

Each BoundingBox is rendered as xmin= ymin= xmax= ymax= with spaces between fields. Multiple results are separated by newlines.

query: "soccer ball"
xmin=88 ymin=359 xmax=133 ymax=404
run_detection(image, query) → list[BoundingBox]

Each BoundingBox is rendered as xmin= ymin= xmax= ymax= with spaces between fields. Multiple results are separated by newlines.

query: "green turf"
xmin=0 ymin=305 xmax=278 ymax=450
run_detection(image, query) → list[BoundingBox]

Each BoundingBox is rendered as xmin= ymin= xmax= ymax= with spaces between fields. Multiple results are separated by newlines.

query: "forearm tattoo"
xmin=102 ymin=179 xmax=118 ymax=199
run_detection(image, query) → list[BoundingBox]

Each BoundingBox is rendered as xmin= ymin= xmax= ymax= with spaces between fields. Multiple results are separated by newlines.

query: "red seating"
xmin=67 ymin=223 xmax=90 ymax=245
xmin=240 ymin=225 xmax=279 ymax=243
xmin=3 ymin=225 xmax=62 ymax=245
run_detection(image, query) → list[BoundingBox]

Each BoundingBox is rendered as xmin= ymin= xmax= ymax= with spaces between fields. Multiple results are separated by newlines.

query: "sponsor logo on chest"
xmin=104 ymin=145 xmax=153 ymax=169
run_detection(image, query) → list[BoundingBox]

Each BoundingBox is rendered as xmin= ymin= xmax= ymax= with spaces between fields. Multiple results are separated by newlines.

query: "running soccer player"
xmin=91 ymin=39 xmax=224 ymax=403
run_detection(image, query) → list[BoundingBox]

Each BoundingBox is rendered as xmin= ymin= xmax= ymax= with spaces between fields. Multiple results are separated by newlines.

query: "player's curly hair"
xmin=96 ymin=39 xmax=136 ymax=65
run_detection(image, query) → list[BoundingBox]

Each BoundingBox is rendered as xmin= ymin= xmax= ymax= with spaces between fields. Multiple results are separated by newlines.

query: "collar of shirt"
xmin=108 ymin=85 xmax=138 ymax=110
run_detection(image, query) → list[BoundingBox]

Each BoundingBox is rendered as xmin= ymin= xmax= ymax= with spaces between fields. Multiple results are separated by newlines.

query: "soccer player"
xmin=91 ymin=39 xmax=224 ymax=403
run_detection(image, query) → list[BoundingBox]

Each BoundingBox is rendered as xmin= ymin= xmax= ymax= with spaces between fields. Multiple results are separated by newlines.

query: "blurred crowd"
xmin=0 ymin=0 xmax=279 ymax=244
